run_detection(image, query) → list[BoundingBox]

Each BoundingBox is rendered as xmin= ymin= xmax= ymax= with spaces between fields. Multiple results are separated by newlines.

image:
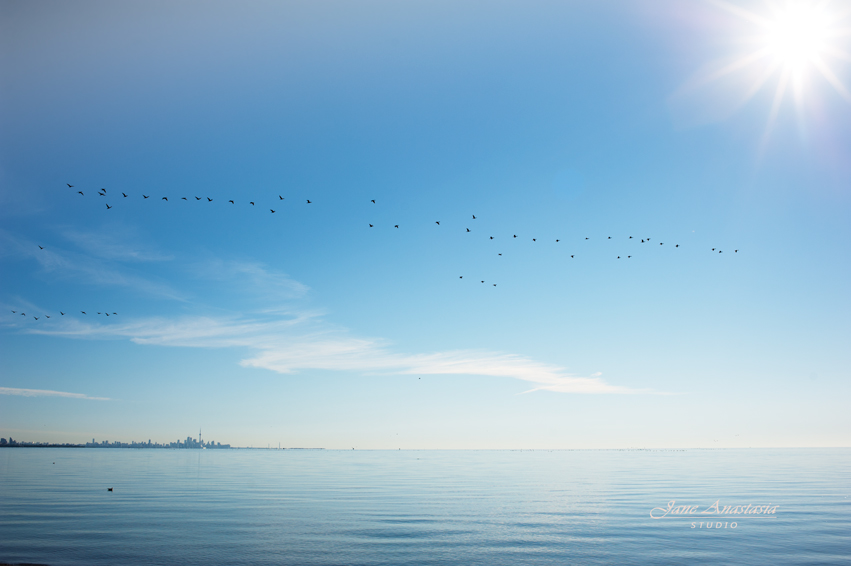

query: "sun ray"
xmin=706 ymin=0 xmax=772 ymax=28
xmin=812 ymin=55 xmax=851 ymax=101
xmin=759 ymin=67 xmax=791 ymax=156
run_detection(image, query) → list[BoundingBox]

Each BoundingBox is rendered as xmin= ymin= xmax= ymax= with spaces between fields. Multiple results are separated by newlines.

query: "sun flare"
xmin=763 ymin=3 xmax=831 ymax=71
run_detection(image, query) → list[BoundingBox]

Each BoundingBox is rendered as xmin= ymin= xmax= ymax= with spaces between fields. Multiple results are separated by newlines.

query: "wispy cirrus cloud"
xmin=0 ymin=387 xmax=109 ymax=401
xmin=27 ymin=313 xmax=645 ymax=394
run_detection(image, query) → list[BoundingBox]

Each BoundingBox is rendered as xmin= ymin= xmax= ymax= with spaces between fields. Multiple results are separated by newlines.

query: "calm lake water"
xmin=1 ymin=448 xmax=849 ymax=565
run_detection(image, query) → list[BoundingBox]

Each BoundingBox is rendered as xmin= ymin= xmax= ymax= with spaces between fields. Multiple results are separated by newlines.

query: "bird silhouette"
xmin=34 ymin=316 xmax=38 ymax=320
xmin=229 ymin=200 xmax=234 ymax=204
xmin=608 ymin=236 xmax=611 ymax=239
xmin=436 ymin=221 xmax=440 ymax=225
xmin=498 ymin=253 xmax=502 ymax=256
xmin=98 ymin=312 xmax=101 ymax=315
xmin=143 ymin=195 xmax=149 ymax=199
xmin=78 ymin=191 xmax=84 ymax=196
xmin=556 ymin=239 xmax=560 ymax=242
xmin=571 ymin=255 xmax=574 ymax=258
xmin=306 ymin=200 xmax=312 ymax=204
xmin=207 ymin=197 xmax=213 ymax=202
xmin=481 ymin=281 xmax=484 ymax=283
xmin=46 ymin=315 xmax=50 ymax=319
xmin=181 ymin=197 xmax=187 ymax=200
xmin=660 ymin=242 xmax=663 ymax=245
xmin=532 ymin=238 xmax=536 ymax=242
xmin=279 ymin=195 xmax=284 ymax=200
xmin=39 ymin=245 xmax=43 ymax=249
xmin=719 ymin=250 xmax=722 ymax=253
xmin=101 ymin=188 xmax=107 ymax=192
xmin=81 ymin=311 xmax=86 ymax=314
xmin=369 ymin=224 xmax=373 ymax=227
xmin=618 ymin=256 xmax=620 ymax=259
xmin=585 ymin=237 xmax=589 ymax=240
xmin=647 ymin=238 xmax=650 ymax=241
xmin=250 ymin=202 xmax=254 ymax=205
xmin=67 ymin=184 xmax=74 ymax=188
xmin=195 ymin=197 xmax=201 ymax=200
xmin=460 ymin=276 xmax=463 ymax=278
xmin=735 ymin=250 xmax=738 ymax=253
xmin=371 ymin=200 xmax=375 ymax=203
xmin=21 ymin=313 xmax=25 ymax=316
xmin=106 ymin=313 xmax=109 ymax=316
xmin=60 ymin=312 xmax=65 ymax=315
xmin=513 ymin=235 xmax=517 ymax=238
xmin=162 ymin=197 xmax=168 ymax=201
xmin=122 ymin=193 xmax=128 ymax=197
xmin=629 ymin=236 xmax=633 ymax=239
xmin=11 ymin=310 xmax=15 ymax=313
xmin=712 ymin=248 xmax=715 ymax=251
xmin=489 ymin=236 xmax=493 ymax=240
xmin=675 ymin=244 xmax=679 ymax=248
xmin=394 ymin=225 xmax=399 ymax=228
xmin=98 ymin=191 xmax=105 ymax=196
xmin=641 ymin=239 xmax=644 ymax=243
xmin=472 ymin=215 xmax=476 ymax=219
xmin=106 ymin=204 xmax=112 ymax=209
xmin=628 ymin=255 xmax=631 ymax=258
xmin=466 ymin=228 xmax=471 ymax=232
xmin=493 ymin=284 xmax=496 ymax=286
xmin=112 ymin=313 xmax=117 ymax=315
xmin=271 ymin=209 xmax=276 ymax=213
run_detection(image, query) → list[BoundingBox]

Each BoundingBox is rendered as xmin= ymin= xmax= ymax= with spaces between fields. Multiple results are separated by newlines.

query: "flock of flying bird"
xmin=12 ymin=182 xmax=741 ymax=317
xmin=11 ymin=310 xmax=117 ymax=322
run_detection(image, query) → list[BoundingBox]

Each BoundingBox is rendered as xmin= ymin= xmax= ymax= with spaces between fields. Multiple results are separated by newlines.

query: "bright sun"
xmin=682 ymin=1 xmax=851 ymax=141
xmin=763 ymin=3 xmax=831 ymax=70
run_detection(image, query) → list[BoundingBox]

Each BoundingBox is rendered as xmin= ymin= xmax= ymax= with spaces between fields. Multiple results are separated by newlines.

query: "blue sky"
xmin=1 ymin=0 xmax=850 ymax=448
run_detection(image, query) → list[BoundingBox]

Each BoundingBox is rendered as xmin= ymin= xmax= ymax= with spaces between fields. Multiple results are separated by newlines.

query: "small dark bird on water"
xmin=98 ymin=312 xmax=101 ymax=315
xmin=162 ymin=197 xmax=167 ymax=201
xmin=143 ymin=195 xmax=149 ymax=199
xmin=498 ymin=253 xmax=502 ymax=256
xmin=122 ymin=193 xmax=128 ymax=197
xmin=660 ymin=242 xmax=663 ymax=245
xmin=78 ymin=191 xmax=84 ymax=195
xmin=271 ymin=209 xmax=276 ymax=213
xmin=628 ymin=255 xmax=631 ymax=258
xmin=641 ymin=239 xmax=644 ymax=243
xmin=712 ymin=248 xmax=715 ymax=251
xmin=481 ymin=281 xmax=484 ymax=283
xmin=629 ymin=236 xmax=633 ymax=239
xmin=106 ymin=204 xmax=111 ymax=209
xmin=67 ymin=184 xmax=74 ymax=188
xmin=493 ymin=284 xmax=496 ymax=286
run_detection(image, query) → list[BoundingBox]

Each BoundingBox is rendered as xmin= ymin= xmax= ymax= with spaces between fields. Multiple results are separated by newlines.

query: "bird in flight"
xmin=371 ymin=200 xmax=375 ymax=203
xmin=11 ymin=310 xmax=15 ymax=313
xmin=229 ymin=200 xmax=234 ymax=204
xmin=67 ymin=183 xmax=74 ymax=188
xmin=532 ymin=238 xmax=536 ymax=242
xmin=279 ymin=195 xmax=284 ymax=200
xmin=435 ymin=221 xmax=440 ymax=225
xmin=207 ymin=197 xmax=213 ymax=202
xmin=489 ymin=236 xmax=493 ymax=240
xmin=629 ymin=236 xmax=633 ymax=239
xmin=162 ymin=197 xmax=168 ymax=201
xmin=143 ymin=195 xmax=150 ymax=199
xmin=81 ymin=311 xmax=86 ymax=314
xmin=250 ymin=202 xmax=254 ymax=206
xmin=105 ymin=204 xmax=112 ymax=209
xmin=513 ymin=235 xmax=517 ymax=238
xmin=675 ymin=245 xmax=679 ymax=248
xmin=571 ymin=255 xmax=574 ymax=258
xmin=98 ymin=191 xmax=105 ymax=196
xmin=608 ymin=236 xmax=611 ymax=239
xmin=585 ymin=237 xmax=589 ymax=240
xmin=60 ymin=312 xmax=65 ymax=315
xmin=498 ymin=253 xmax=502 ymax=256
xmin=78 ymin=191 xmax=84 ymax=196
xmin=21 ymin=312 xmax=25 ymax=316
xmin=106 ymin=313 xmax=110 ymax=316
xmin=195 ymin=196 xmax=201 ymax=200
xmin=394 ymin=225 xmax=399 ymax=228
xmin=306 ymin=200 xmax=312 ymax=204
xmin=466 ymin=228 xmax=471 ymax=232
xmin=122 ymin=193 xmax=128 ymax=198
xmin=735 ymin=250 xmax=738 ymax=253
xmin=98 ymin=312 xmax=101 ymax=315
xmin=34 ymin=316 xmax=39 ymax=320
xmin=181 ymin=197 xmax=187 ymax=200
xmin=39 ymin=245 xmax=43 ymax=249
xmin=270 ymin=209 xmax=276 ymax=213
xmin=556 ymin=239 xmax=559 ymax=242
xmin=472 ymin=215 xmax=476 ymax=219
xmin=112 ymin=313 xmax=117 ymax=315
xmin=459 ymin=276 xmax=463 ymax=279
xmin=46 ymin=315 xmax=50 ymax=319
xmin=369 ymin=224 xmax=373 ymax=227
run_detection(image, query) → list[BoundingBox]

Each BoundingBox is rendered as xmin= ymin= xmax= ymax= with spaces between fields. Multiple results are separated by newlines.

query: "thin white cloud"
xmin=0 ymin=387 xmax=110 ymax=401
xmin=62 ymin=228 xmax=173 ymax=262
xmin=28 ymin=314 xmax=647 ymax=394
